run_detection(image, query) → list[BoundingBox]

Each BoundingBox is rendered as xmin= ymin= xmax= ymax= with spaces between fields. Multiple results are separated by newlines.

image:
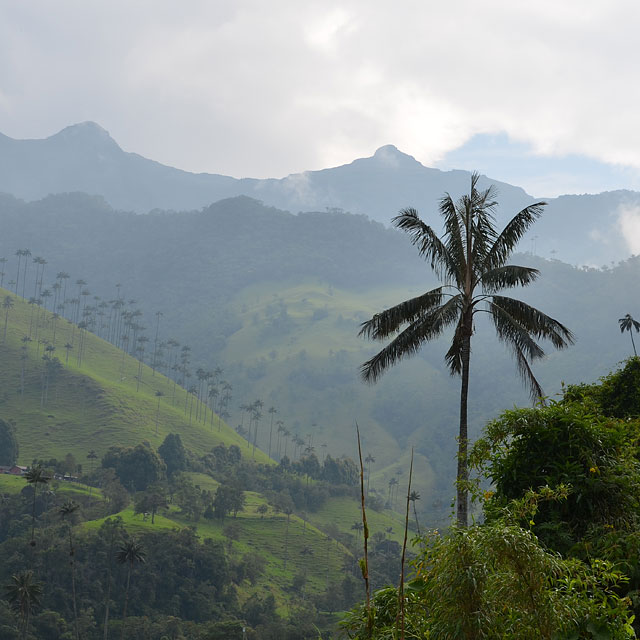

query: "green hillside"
xmin=225 ymin=283 xmax=442 ymax=468
xmin=0 ymin=288 xmax=412 ymax=627
xmin=0 ymin=286 xmax=270 ymax=465
xmin=82 ymin=471 xmax=409 ymax=612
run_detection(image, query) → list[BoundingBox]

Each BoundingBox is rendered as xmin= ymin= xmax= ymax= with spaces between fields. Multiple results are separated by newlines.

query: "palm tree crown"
xmin=116 ymin=538 xmax=146 ymax=640
xmin=619 ymin=313 xmax=640 ymax=357
xmin=4 ymin=570 xmax=43 ymax=640
xmin=359 ymin=173 xmax=574 ymax=527
xmin=25 ymin=464 xmax=50 ymax=543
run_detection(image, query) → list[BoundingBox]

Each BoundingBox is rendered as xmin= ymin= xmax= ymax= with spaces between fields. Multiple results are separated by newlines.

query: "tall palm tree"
xmin=267 ymin=406 xmax=277 ymax=459
xmin=154 ymin=390 xmax=164 ymax=435
xmin=276 ymin=420 xmax=285 ymax=459
xmin=4 ymin=570 xmax=43 ymax=640
xmin=0 ymin=256 xmax=7 ymax=288
xmin=64 ymin=342 xmax=74 ymax=365
xmin=365 ymin=453 xmax=375 ymax=496
xmin=360 ymin=174 xmax=573 ymax=527
xmin=251 ymin=399 xmax=264 ymax=456
xmin=20 ymin=249 xmax=32 ymax=298
xmin=3 ymin=295 xmax=14 ymax=343
xmin=388 ymin=477 xmax=399 ymax=508
xmin=24 ymin=464 xmax=49 ymax=545
xmin=14 ymin=249 xmax=24 ymax=295
xmin=116 ymin=538 xmax=146 ymax=640
xmin=151 ymin=310 xmax=163 ymax=376
xmin=408 ymin=490 xmax=421 ymax=536
xmin=59 ymin=500 xmax=80 ymax=640
xmin=619 ymin=313 xmax=640 ymax=357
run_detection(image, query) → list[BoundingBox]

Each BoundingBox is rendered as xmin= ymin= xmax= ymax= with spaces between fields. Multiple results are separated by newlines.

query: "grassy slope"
xmin=223 ymin=279 xmax=444 ymax=508
xmin=0 ymin=473 xmax=102 ymax=498
xmin=83 ymin=470 xmax=409 ymax=609
xmin=0 ymin=293 xmax=411 ymax=610
xmin=0 ymin=287 xmax=271 ymax=465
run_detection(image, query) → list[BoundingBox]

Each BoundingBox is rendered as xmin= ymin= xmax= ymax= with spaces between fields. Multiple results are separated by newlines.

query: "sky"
xmin=2 ymin=1 xmax=640 ymax=196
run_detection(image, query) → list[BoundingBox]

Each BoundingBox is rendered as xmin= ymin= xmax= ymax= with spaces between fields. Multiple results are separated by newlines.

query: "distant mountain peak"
xmin=49 ymin=121 xmax=121 ymax=150
xmin=371 ymin=144 xmax=421 ymax=168
xmin=374 ymin=144 xmax=401 ymax=156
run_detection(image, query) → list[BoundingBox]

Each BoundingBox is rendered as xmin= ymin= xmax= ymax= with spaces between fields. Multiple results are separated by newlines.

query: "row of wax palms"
xmin=0 ymin=251 xmax=248 ymax=440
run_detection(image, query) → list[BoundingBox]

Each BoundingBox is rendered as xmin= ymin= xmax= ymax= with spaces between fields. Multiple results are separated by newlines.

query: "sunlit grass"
xmin=0 ymin=287 xmax=272 ymax=465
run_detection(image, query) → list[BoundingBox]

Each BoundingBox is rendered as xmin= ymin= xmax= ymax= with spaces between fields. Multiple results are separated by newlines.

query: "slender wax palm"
xmin=359 ymin=173 xmax=574 ymax=527
xmin=59 ymin=500 xmax=80 ymax=640
xmin=25 ymin=464 xmax=50 ymax=544
xmin=619 ymin=313 xmax=640 ymax=357
xmin=116 ymin=538 xmax=146 ymax=640
xmin=4 ymin=570 xmax=43 ymax=640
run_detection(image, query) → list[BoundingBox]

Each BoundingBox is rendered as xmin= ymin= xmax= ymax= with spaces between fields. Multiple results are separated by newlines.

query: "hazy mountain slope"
xmin=0 ymin=122 xmax=238 ymax=213
xmin=0 ymin=123 xmax=529 ymax=216
xmin=1 ymin=122 xmax=638 ymax=266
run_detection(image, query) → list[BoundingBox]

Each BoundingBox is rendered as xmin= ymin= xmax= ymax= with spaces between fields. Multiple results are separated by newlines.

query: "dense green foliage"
xmin=564 ymin=357 xmax=640 ymax=419
xmin=101 ymin=444 xmax=166 ymax=492
xmin=473 ymin=401 xmax=640 ymax=553
xmin=158 ymin=433 xmax=187 ymax=477
xmin=345 ymin=361 xmax=640 ymax=638
xmin=343 ymin=499 xmax=635 ymax=639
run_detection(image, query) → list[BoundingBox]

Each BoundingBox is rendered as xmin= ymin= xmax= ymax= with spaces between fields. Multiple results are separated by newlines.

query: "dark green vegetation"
xmin=360 ymin=175 xmax=573 ymax=526
xmin=344 ymin=359 xmax=640 ymax=638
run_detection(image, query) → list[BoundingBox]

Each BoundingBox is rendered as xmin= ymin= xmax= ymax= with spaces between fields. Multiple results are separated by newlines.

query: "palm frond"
xmin=439 ymin=195 xmax=466 ymax=275
xmin=361 ymin=295 xmax=462 ymax=383
xmin=491 ymin=295 xmax=575 ymax=350
xmin=358 ymin=287 xmax=445 ymax=340
xmin=489 ymin=300 xmax=546 ymax=361
xmin=619 ymin=314 xmax=640 ymax=332
xmin=488 ymin=300 xmax=545 ymax=400
xmin=471 ymin=181 xmax=499 ymax=237
xmin=470 ymin=178 xmax=499 ymax=266
xmin=392 ymin=209 xmax=460 ymax=284
xmin=483 ymin=202 xmax=546 ymax=270
xmin=513 ymin=341 xmax=544 ymax=401
xmin=480 ymin=265 xmax=539 ymax=293
xmin=444 ymin=320 xmax=465 ymax=375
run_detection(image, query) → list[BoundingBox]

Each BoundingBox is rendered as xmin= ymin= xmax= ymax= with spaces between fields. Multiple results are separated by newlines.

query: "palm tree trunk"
xmin=413 ymin=502 xmax=421 ymax=537
xmin=31 ymin=486 xmax=38 ymax=542
xmin=631 ymin=331 xmax=637 ymax=357
xmin=121 ymin=564 xmax=131 ymax=640
xmin=103 ymin=538 xmax=114 ymax=640
xmin=457 ymin=332 xmax=471 ymax=528
xmin=21 ymin=606 xmax=29 ymax=640
xmin=68 ymin=526 xmax=80 ymax=640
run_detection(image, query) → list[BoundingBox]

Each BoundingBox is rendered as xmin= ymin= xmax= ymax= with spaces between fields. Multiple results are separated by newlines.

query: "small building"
xmin=9 ymin=465 xmax=27 ymax=476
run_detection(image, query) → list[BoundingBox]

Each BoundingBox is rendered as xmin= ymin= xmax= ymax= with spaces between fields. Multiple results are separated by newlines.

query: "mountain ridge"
xmin=0 ymin=122 xmax=638 ymax=266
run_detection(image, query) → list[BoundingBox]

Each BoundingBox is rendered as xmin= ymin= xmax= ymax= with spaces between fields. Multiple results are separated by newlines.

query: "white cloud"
xmin=1 ymin=0 xmax=640 ymax=185
xmin=618 ymin=204 xmax=640 ymax=254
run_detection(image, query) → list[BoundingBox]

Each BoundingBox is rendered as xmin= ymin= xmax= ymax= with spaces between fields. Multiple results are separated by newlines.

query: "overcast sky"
xmin=1 ymin=1 xmax=640 ymax=196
